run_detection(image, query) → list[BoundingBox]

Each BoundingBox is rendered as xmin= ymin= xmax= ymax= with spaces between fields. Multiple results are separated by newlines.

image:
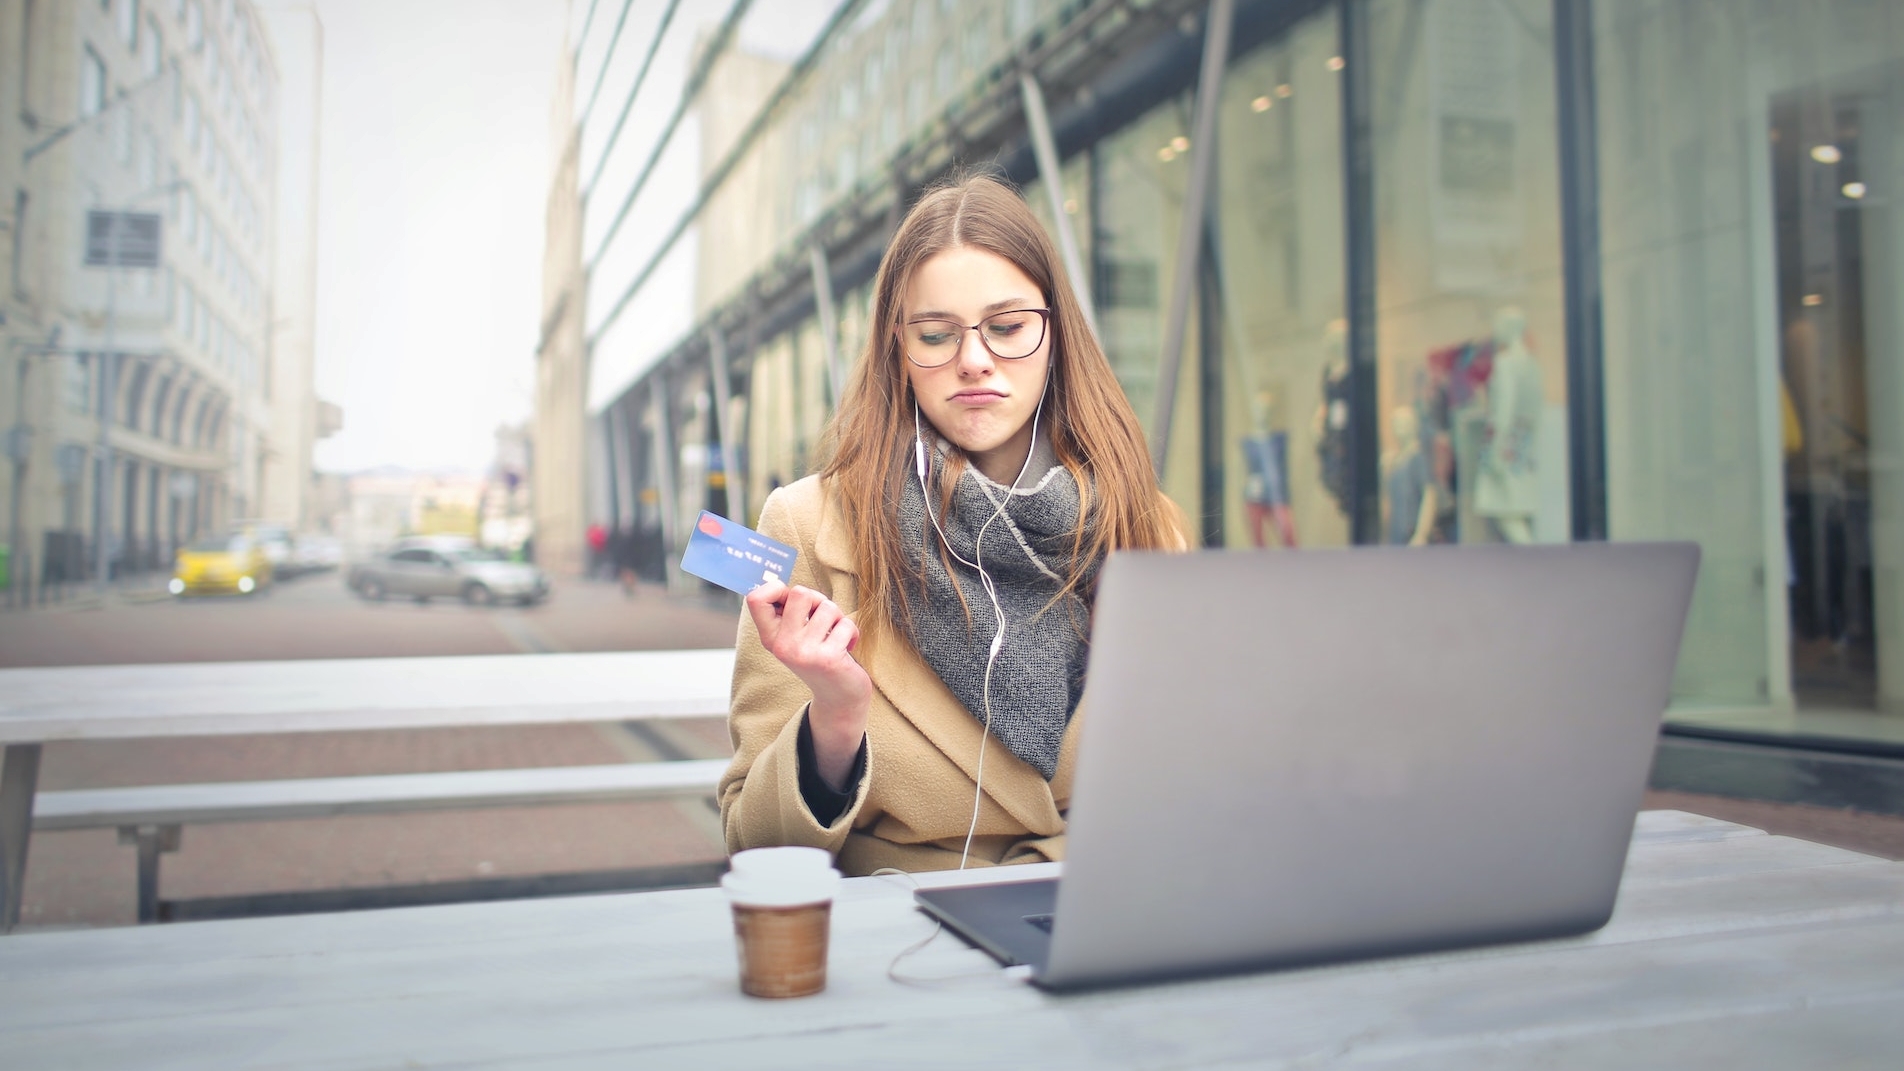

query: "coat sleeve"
xmin=717 ymin=485 xmax=869 ymax=857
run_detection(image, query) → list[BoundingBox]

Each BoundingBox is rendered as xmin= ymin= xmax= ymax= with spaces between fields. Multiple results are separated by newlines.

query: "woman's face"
xmin=901 ymin=246 xmax=1053 ymax=485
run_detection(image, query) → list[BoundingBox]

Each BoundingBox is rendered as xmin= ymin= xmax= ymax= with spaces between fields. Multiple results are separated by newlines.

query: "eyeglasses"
xmin=897 ymin=308 xmax=1051 ymax=368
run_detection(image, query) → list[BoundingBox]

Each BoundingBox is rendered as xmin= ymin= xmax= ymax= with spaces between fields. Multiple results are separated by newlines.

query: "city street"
xmin=0 ymin=569 xmax=741 ymax=667
xmin=4 ymin=572 xmax=745 ymax=931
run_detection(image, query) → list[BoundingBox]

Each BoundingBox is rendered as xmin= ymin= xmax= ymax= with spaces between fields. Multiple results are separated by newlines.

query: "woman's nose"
xmin=955 ymin=326 xmax=994 ymax=375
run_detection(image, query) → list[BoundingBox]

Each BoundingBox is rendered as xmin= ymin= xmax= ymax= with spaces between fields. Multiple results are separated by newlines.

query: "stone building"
xmin=2 ymin=0 xmax=302 ymax=597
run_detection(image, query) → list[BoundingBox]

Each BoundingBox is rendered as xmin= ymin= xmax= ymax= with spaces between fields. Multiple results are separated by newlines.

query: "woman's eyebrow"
xmin=906 ymin=297 xmax=1042 ymax=320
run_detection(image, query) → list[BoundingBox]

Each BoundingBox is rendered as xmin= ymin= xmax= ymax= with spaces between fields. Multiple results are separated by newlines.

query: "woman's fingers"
xmin=752 ymin=584 xmax=859 ymax=668
xmin=744 ymin=579 xmax=789 ymax=642
xmin=827 ymin=616 xmax=861 ymax=656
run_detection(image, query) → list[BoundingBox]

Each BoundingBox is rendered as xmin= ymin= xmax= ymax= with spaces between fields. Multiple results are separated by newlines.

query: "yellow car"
xmin=170 ymin=533 xmax=273 ymax=596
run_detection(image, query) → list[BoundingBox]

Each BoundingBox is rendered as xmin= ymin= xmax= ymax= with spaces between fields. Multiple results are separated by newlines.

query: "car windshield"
xmin=187 ymin=536 xmax=248 ymax=554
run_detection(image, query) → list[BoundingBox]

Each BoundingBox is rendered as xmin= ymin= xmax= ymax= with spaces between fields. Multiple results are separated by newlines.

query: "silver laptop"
xmin=915 ymin=542 xmax=1700 ymax=991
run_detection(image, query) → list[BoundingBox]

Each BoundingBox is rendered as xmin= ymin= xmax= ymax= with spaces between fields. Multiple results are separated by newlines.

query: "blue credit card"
xmin=680 ymin=511 xmax=797 ymax=594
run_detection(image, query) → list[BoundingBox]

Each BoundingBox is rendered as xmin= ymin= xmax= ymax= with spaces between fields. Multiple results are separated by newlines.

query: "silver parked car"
xmin=349 ymin=538 xmax=549 ymax=606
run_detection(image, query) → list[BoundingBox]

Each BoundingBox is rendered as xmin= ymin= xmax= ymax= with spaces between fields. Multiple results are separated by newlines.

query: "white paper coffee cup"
xmin=722 ymin=847 xmax=841 ymax=998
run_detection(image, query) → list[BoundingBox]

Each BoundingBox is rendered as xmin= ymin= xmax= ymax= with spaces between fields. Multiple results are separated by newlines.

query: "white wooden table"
xmin=0 ymin=650 xmax=736 ymax=929
xmin=3 ymin=811 xmax=1901 ymax=1070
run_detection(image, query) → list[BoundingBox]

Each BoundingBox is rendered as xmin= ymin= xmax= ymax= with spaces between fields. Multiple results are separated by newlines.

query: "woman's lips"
xmin=950 ymin=389 xmax=1006 ymax=403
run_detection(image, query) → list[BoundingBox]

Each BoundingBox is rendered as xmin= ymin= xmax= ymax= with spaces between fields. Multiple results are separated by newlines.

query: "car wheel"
xmin=360 ymin=578 xmax=386 ymax=602
xmin=462 ymin=582 xmax=495 ymax=606
xmin=414 ymin=595 xmax=431 ymax=605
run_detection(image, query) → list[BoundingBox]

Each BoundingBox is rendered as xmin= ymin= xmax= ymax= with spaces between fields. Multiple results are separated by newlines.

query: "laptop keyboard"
xmin=1022 ymin=913 xmax=1054 ymax=933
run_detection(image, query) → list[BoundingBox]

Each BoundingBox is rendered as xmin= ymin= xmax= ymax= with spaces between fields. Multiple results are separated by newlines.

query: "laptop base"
xmin=914 ymin=878 xmax=1059 ymax=973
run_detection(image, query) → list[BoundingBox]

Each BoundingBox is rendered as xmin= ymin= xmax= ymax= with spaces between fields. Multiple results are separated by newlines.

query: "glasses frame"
xmin=896 ymin=308 xmax=1053 ymax=368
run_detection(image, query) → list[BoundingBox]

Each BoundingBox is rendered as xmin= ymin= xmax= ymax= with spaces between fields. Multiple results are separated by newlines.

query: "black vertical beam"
xmin=1555 ymin=0 xmax=1608 ymax=541
xmin=1198 ymin=235 xmax=1226 ymax=548
xmin=1338 ymin=0 xmax=1381 ymax=544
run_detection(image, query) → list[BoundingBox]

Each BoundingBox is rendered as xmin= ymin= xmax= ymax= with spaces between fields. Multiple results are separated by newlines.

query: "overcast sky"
xmin=291 ymin=0 xmax=844 ymax=474
xmin=300 ymin=0 xmax=567 ymax=475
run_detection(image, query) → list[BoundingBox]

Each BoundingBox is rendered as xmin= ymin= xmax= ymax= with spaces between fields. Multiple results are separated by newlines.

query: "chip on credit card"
xmin=680 ymin=511 xmax=797 ymax=594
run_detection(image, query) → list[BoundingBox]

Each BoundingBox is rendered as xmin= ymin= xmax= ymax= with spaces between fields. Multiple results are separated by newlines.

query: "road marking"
xmin=492 ymin=613 xmax=562 ymax=654
xmin=590 ymin=721 xmax=729 ymax=850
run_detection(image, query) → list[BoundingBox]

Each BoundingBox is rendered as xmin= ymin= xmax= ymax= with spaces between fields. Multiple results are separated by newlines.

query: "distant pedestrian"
xmin=585 ymin=522 xmax=607 ymax=578
xmin=610 ymin=525 xmax=639 ymax=597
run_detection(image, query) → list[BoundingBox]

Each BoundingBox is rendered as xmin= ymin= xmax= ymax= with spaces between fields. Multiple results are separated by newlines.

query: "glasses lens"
xmin=903 ymin=320 xmax=963 ymax=366
xmin=980 ymin=309 xmax=1046 ymax=360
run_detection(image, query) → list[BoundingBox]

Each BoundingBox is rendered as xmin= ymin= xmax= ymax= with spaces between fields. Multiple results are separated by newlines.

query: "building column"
xmin=1338 ymin=0 xmax=1382 ymax=544
xmin=707 ymin=327 xmax=743 ymax=528
xmin=1020 ymin=72 xmax=1099 ymax=341
xmin=650 ymin=373 xmax=682 ymax=592
xmin=1151 ymin=0 xmax=1235 ymax=474
xmin=1555 ymin=0 xmax=1609 ymax=541
xmin=808 ymin=246 xmax=845 ymax=411
xmin=1867 ymin=69 xmax=1904 ymax=715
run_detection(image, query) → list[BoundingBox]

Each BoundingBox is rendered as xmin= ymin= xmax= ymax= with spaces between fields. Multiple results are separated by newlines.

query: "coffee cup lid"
xmin=729 ymin=846 xmax=832 ymax=875
xmin=722 ymin=847 xmax=840 ymax=907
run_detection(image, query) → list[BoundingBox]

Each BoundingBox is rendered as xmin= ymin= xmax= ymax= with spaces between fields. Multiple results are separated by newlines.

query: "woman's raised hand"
xmin=745 ymin=580 xmax=872 ymax=790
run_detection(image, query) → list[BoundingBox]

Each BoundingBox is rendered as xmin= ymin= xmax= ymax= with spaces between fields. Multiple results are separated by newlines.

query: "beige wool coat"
xmin=718 ymin=474 xmax=1079 ymax=876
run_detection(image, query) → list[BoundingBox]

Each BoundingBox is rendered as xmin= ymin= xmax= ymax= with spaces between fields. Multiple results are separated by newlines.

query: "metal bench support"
xmin=117 ymin=825 xmax=182 ymax=924
xmin=1 ymin=745 xmax=43 ymax=932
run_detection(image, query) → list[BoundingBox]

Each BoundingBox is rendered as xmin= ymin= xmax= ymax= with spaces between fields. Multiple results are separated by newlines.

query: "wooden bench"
xmin=32 ymin=759 xmax=729 ymax=923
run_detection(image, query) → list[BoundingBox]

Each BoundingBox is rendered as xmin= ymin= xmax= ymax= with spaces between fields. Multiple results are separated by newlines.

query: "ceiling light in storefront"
xmin=1810 ymin=144 xmax=1843 ymax=164
xmin=1251 ymin=95 xmax=1273 ymax=112
xmin=1171 ymin=136 xmax=1190 ymax=153
xmin=1842 ymin=181 xmax=1867 ymax=199
xmin=1063 ymin=197 xmax=1079 ymax=214
xmin=1327 ymin=56 xmax=1346 ymax=71
xmin=1158 ymin=146 xmax=1177 ymax=162
xmin=1275 ymin=83 xmax=1294 ymax=99
xmin=1802 ymin=293 xmax=1825 ymax=307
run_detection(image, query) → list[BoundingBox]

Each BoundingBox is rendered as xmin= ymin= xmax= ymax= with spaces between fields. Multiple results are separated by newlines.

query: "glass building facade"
xmin=552 ymin=0 xmax=1904 ymax=750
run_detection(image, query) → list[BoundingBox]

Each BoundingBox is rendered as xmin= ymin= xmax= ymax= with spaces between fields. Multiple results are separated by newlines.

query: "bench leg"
xmin=1 ymin=744 xmax=43 ymax=934
xmin=117 ymin=825 xmax=183 ymax=924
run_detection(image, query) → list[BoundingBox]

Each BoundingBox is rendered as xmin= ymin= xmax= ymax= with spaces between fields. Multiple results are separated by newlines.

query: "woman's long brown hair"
xmin=815 ymin=172 xmax=1184 ymax=645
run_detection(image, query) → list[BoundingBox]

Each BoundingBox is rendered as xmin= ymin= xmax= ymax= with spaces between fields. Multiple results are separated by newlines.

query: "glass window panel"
xmin=81 ymin=47 xmax=107 ymax=116
xmin=1092 ymin=96 xmax=1202 ymax=517
xmin=1596 ymin=0 xmax=1904 ymax=733
xmin=1021 ymin=151 xmax=1093 ymax=308
xmin=743 ymin=333 xmax=800 ymax=520
xmin=1213 ymin=9 xmax=1348 ymax=549
xmin=142 ymin=19 xmax=162 ymax=77
xmin=1370 ymin=0 xmax=1571 ymax=549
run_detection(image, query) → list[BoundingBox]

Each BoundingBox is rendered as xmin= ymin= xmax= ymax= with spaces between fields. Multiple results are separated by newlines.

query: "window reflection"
xmin=1213 ymin=14 xmax=1348 ymax=549
xmin=1370 ymin=0 xmax=1571 ymax=547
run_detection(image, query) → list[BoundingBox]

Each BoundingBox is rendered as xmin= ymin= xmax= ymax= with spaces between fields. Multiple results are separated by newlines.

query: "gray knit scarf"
xmin=896 ymin=435 xmax=1097 ymax=780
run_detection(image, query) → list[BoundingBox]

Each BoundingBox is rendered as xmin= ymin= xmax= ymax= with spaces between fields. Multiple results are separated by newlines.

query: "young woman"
xmin=719 ymin=174 xmax=1184 ymax=876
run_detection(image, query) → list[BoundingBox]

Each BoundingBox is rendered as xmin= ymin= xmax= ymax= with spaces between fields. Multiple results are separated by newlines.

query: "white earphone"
xmin=914 ymin=375 xmax=1048 ymax=868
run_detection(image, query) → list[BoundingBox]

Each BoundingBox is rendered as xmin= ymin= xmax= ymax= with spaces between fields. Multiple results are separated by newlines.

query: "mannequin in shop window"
xmin=1312 ymin=319 xmax=1352 ymax=518
xmin=1242 ymin=390 xmax=1298 ymax=548
xmin=1474 ymin=306 xmax=1543 ymax=544
xmin=1383 ymin=406 xmax=1437 ymax=546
